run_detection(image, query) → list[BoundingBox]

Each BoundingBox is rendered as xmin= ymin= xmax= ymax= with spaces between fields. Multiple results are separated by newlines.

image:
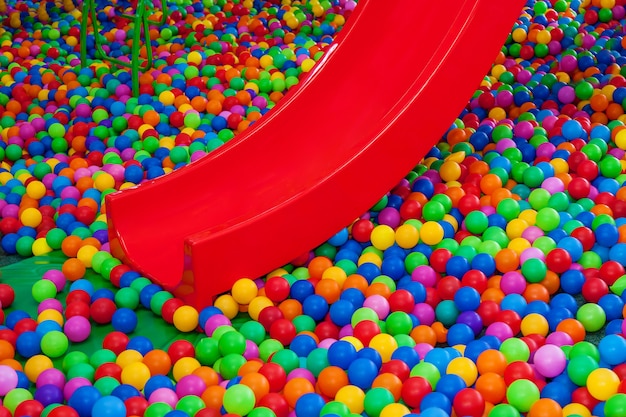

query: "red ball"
xmin=497 ymin=310 xmax=521 ymax=335
xmin=14 ymin=318 xmax=37 ymax=335
xmin=379 ymin=359 xmax=410 ymax=381
xmin=90 ymin=298 xmax=116 ymax=324
xmin=599 ymin=261 xmax=625 ymax=286
xmin=64 ymin=301 xmax=90 ymax=319
xmin=430 ymin=249 xmax=453 ymax=275
xmin=545 ymin=248 xmax=572 ymax=274
xmin=453 ymin=388 xmax=485 ymax=417
xmin=572 ymin=386 xmax=601 ymax=411
xmin=264 ymin=277 xmax=291 ymax=303
xmin=14 ymin=400 xmax=43 ymax=417
xmin=109 ymin=265 xmax=132 ymax=288
xmin=0 ymin=284 xmax=15 ymax=308
xmin=503 ymin=361 xmax=534 ymax=385
xmin=581 ymin=277 xmax=609 ymax=303
xmin=102 ymin=331 xmax=129 ymax=355
xmin=66 ymin=290 xmax=91 ymax=305
xmin=351 ymin=219 xmax=374 ymax=243
xmin=461 ymin=270 xmax=488 ymax=294
xmin=167 ymin=340 xmax=195 ymax=363
xmin=315 ymin=321 xmax=339 ymax=341
xmin=476 ymin=300 xmax=500 ymax=326
xmin=269 ymin=319 xmax=296 ymax=346
xmin=0 ymin=406 xmax=10 ymax=417
xmin=258 ymin=306 xmax=284 ymax=332
xmin=568 ymin=177 xmax=591 ymax=200
xmin=161 ymin=298 xmax=185 ymax=324
xmin=48 ymin=405 xmax=79 ymax=417
xmin=353 ymin=320 xmax=381 ymax=346
xmin=388 ymin=289 xmax=415 ymax=313
xmin=125 ymin=396 xmax=149 ymax=417
xmin=95 ymin=362 xmax=122 ymax=382
xmin=401 ymin=376 xmax=432 ymax=408
xmin=257 ymin=392 xmax=290 ymax=417
xmin=437 ymin=275 xmax=461 ymax=300
xmin=194 ymin=409 xmax=221 ymax=417
xmin=576 ymin=159 xmax=599 ymax=180
xmin=258 ymin=363 xmax=287 ymax=393
xmin=425 ymin=287 xmax=441 ymax=308
xmin=571 ymin=226 xmax=595 ymax=251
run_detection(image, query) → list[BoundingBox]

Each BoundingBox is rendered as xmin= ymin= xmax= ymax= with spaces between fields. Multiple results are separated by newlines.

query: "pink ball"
xmin=544 ymin=331 xmax=573 ymax=347
xmin=0 ymin=365 xmax=18 ymax=396
xmin=412 ymin=303 xmax=435 ymax=326
xmin=520 ymin=247 xmax=546 ymax=264
xmin=412 ymin=266 xmax=437 ymax=287
xmin=318 ymin=338 xmax=337 ymax=349
xmin=204 ymin=315 xmax=231 ymax=336
xmin=36 ymin=368 xmax=66 ymax=389
xmin=243 ymin=340 xmax=259 ymax=360
xmin=500 ymin=271 xmax=526 ymax=295
xmin=175 ymin=375 xmax=206 ymax=398
xmin=64 ymin=377 xmax=92 ymax=400
xmin=533 ymin=344 xmax=567 ymax=378
xmin=42 ymin=270 xmax=66 ymax=292
xmin=287 ymin=368 xmax=316 ymax=385
xmin=414 ymin=343 xmax=433 ymax=359
xmin=521 ymin=226 xmax=544 ymax=243
xmin=64 ymin=316 xmax=91 ymax=343
xmin=541 ymin=177 xmax=564 ymax=194
xmin=149 ymin=388 xmax=179 ymax=406
xmin=363 ymin=295 xmax=390 ymax=320
xmin=485 ymin=322 xmax=513 ymax=341
xmin=37 ymin=298 xmax=63 ymax=314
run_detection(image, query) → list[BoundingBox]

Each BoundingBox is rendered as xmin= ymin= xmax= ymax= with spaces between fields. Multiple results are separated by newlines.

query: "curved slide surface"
xmin=107 ymin=0 xmax=525 ymax=308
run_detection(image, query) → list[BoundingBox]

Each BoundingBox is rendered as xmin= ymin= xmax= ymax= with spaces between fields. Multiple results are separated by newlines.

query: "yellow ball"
xmin=116 ymin=350 xmax=144 ymax=368
xmin=301 ymin=58 xmax=316 ymax=72
xmin=121 ymin=362 xmax=151 ymax=390
xmin=173 ymin=305 xmax=199 ymax=332
xmin=616 ymin=129 xmax=626 ymax=150
xmin=231 ymin=278 xmax=258 ymax=305
xmin=506 ymin=218 xmax=529 ymax=239
xmin=395 ymin=224 xmax=419 ymax=249
xmin=440 ymin=160 xmax=462 ymax=182
xmin=26 ymin=181 xmax=46 ymax=199
xmin=380 ymin=403 xmax=411 ymax=417
xmin=340 ymin=336 xmax=364 ymax=351
xmin=76 ymin=245 xmax=99 ymax=268
xmin=172 ymin=357 xmax=201 ymax=381
xmin=247 ymin=296 xmax=274 ymax=321
xmin=420 ymin=221 xmax=444 ymax=246
xmin=159 ymin=90 xmax=175 ymax=106
xmin=371 ymin=225 xmax=395 ymax=251
xmin=520 ymin=313 xmax=549 ymax=337
xmin=93 ymin=172 xmax=115 ymax=191
xmin=32 ymin=238 xmax=53 ymax=256
xmin=447 ymin=356 xmax=478 ymax=387
xmin=562 ymin=403 xmax=592 ymax=417
xmin=587 ymin=368 xmax=620 ymax=401
xmin=214 ymin=294 xmax=240 ymax=319
xmin=335 ymin=385 xmax=365 ymax=414
xmin=20 ymin=207 xmax=42 ymax=228
xmin=321 ymin=266 xmax=347 ymax=286
xmin=187 ymin=50 xmax=203 ymax=65
xmin=357 ymin=252 xmax=382 ymax=267
xmin=37 ymin=309 xmax=64 ymax=325
xmin=508 ymin=237 xmax=531 ymax=255
xmin=24 ymin=355 xmax=54 ymax=382
xmin=368 ymin=334 xmax=398 ymax=363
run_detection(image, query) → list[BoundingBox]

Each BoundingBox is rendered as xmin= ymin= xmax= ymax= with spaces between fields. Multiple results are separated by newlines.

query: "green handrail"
xmin=80 ymin=0 xmax=169 ymax=96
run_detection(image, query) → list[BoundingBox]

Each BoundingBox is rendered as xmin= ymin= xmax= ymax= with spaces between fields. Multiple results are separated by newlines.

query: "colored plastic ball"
xmin=223 ymin=384 xmax=255 ymax=416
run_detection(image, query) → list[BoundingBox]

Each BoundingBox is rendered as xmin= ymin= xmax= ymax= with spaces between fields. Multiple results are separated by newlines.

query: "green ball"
xmin=45 ymin=228 xmax=67 ymax=250
xmin=575 ymin=81 xmax=594 ymax=100
xmin=532 ymin=236 xmax=556 ymax=255
xmin=567 ymin=354 xmax=599 ymax=386
xmin=219 ymin=353 xmax=247 ymax=380
xmin=115 ymin=287 xmax=140 ymax=310
xmin=195 ymin=337 xmax=220 ymax=366
xmin=422 ymin=201 xmax=446 ymax=221
xmin=239 ymin=320 xmax=267 ymax=345
xmin=521 ymin=258 xmax=547 ymax=283
xmin=3 ymin=388 xmax=33 ymax=413
xmin=576 ymin=303 xmax=606 ymax=332
xmin=223 ymin=384 xmax=255 ymax=416
xmin=321 ymin=401 xmax=350 ymax=417
xmin=90 ymin=349 xmax=117 ymax=368
xmin=605 ymin=393 xmax=626 ymax=417
xmin=506 ymin=379 xmax=539 ymax=413
xmin=569 ymin=341 xmax=600 ymax=362
xmin=410 ymin=361 xmax=440 ymax=389
xmin=259 ymin=339 xmax=283 ymax=362
xmin=535 ymin=207 xmax=560 ymax=231
xmin=67 ymin=362 xmax=95 ymax=381
xmin=248 ymin=407 xmax=277 ymax=417
xmin=306 ymin=348 xmax=330 ymax=378
xmin=32 ymin=279 xmax=58 ymax=302
xmin=62 ymin=351 xmax=90 ymax=372
xmin=385 ymin=311 xmax=413 ymax=336
xmin=496 ymin=198 xmax=521 ymax=222
xmin=219 ymin=331 xmax=247 ymax=356
xmin=528 ymin=188 xmax=551 ymax=210
xmin=169 ymin=146 xmax=189 ymax=164
xmin=94 ymin=376 xmax=120 ymax=396
xmin=15 ymin=235 xmax=35 ymax=257
xmin=100 ymin=257 xmax=122 ymax=280
xmin=351 ymin=307 xmax=380 ymax=327
xmin=489 ymin=404 xmax=521 ymax=417
xmin=270 ymin=349 xmax=300 ymax=374
xmin=500 ymin=338 xmax=530 ymax=363
xmin=40 ymin=330 xmax=69 ymax=358
xmin=144 ymin=402 xmax=173 ymax=417
xmin=363 ymin=387 xmax=395 ymax=417
xmin=175 ymin=394 xmax=205 ymax=416
xmin=149 ymin=291 xmax=173 ymax=315
xmin=91 ymin=251 xmax=113 ymax=273
xmin=465 ymin=211 xmax=489 ymax=234
xmin=522 ymin=166 xmax=544 ymax=188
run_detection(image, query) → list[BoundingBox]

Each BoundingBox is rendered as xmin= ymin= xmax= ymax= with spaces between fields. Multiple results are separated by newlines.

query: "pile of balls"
xmin=3 ymin=0 xmax=626 ymax=416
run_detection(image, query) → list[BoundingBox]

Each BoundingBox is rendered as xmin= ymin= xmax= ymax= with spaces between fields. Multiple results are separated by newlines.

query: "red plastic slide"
xmin=107 ymin=0 xmax=525 ymax=308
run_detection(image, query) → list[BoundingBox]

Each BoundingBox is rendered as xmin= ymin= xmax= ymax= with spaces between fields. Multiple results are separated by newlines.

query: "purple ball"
xmin=35 ymin=384 xmax=65 ymax=406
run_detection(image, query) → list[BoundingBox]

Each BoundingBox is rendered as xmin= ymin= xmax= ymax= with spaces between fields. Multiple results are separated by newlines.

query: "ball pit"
xmin=3 ymin=0 xmax=626 ymax=416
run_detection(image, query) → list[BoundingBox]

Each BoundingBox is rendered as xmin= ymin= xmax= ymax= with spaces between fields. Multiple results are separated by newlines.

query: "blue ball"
xmin=453 ymin=286 xmax=480 ymax=312
xmin=328 ymin=299 xmax=355 ymax=327
xmin=327 ymin=340 xmax=357 ymax=370
xmin=111 ymin=308 xmax=138 ymax=334
xmin=446 ymin=323 xmax=475 ymax=346
xmin=436 ymin=374 xmax=466 ymax=401
xmin=289 ymin=334 xmax=318 ymax=358
xmin=16 ymin=331 xmax=42 ymax=358
xmin=347 ymin=358 xmax=378 ymax=390
xmin=91 ymin=395 xmax=127 ymax=417
xmin=302 ymin=294 xmax=329 ymax=321
xmin=598 ymin=334 xmax=626 ymax=366
xmin=144 ymin=375 xmax=175 ymax=399
xmin=68 ymin=386 xmax=102 ymax=417
xmin=111 ymin=384 xmax=141 ymax=401
xmin=420 ymin=392 xmax=452 ymax=415
xmin=126 ymin=336 xmax=153 ymax=355
xmin=295 ymin=393 xmax=326 ymax=417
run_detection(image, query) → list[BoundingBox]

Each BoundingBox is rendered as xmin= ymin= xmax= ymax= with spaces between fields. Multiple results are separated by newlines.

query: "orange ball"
xmin=317 ymin=366 xmax=349 ymax=398
xmin=240 ymin=372 xmax=270 ymax=401
xmin=527 ymin=398 xmax=563 ymax=417
xmin=201 ymin=385 xmax=226 ymax=410
xmin=62 ymin=258 xmax=86 ymax=281
xmin=142 ymin=349 xmax=172 ymax=376
xmin=315 ymin=279 xmax=341 ymax=304
xmin=475 ymin=372 xmax=506 ymax=404
xmin=372 ymin=373 xmax=403 ymax=401
xmin=476 ymin=350 xmax=508 ymax=376
xmin=308 ymin=256 xmax=333 ymax=279
xmin=283 ymin=377 xmax=315 ymax=408
xmin=556 ymin=318 xmax=586 ymax=343
xmin=61 ymin=236 xmax=83 ymax=258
